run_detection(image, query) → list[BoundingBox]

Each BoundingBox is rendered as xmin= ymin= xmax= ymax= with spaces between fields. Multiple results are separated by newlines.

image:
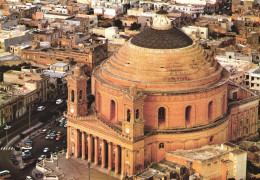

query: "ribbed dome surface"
xmin=93 ymin=12 xmax=227 ymax=91
xmin=131 ymin=27 xmax=193 ymax=49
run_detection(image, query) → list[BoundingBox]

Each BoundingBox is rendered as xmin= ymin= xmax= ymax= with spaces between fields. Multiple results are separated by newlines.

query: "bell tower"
xmin=67 ymin=65 xmax=89 ymax=117
xmin=121 ymin=84 xmax=147 ymax=139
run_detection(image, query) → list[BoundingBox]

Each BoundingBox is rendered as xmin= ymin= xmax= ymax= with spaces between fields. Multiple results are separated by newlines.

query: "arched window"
xmin=185 ymin=106 xmax=191 ymax=127
xmin=210 ymin=136 xmax=214 ymax=143
xmin=79 ymin=90 xmax=82 ymax=100
xmin=159 ymin=143 xmax=164 ymax=149
xmin=135 ymin=109 xmax=139 ymax=119
xmin=208 ymin=101 xmax=213 ymax=121
xmin=158 ymin=107 xmax=165 ymax=120
xmin=71 ymin=90 xmax=74 ymax=102
xmin=110 ymin=100 xmax=115 ymax=120
xmin=158 ymin=107 xmax=166 ymax=128
xmin=222 ymin=94 xmax=226 ymax=114
xmin=127 ymin=109 xmax=131 ymax=122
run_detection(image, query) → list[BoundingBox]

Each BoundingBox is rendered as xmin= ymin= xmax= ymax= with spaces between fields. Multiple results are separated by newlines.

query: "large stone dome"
xmin=93 ymin=11 xmax=229 ymax=92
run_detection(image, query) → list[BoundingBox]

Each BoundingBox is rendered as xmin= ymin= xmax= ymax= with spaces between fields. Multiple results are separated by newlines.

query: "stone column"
xmin=121 ymin=147 xmax=125 ymax=178
xmin=115 ymin=145 xmax=120 ymax=174
xmin=88 ymin=134 xmax=93 ymax=162
xmin=66 ymin=126 xmax=71 ymax=159
xmin=81 ymin=132 xmax=86 ymax=159
xmin=94 ymin=136 xmax=99 ymax=165
xmin=75 ymin=130 xmax=80 ymax=158
xmin=108 ymin=142 xmax=113 ymax=171
xmin=101 ymin=139 xmax=106 ymax=168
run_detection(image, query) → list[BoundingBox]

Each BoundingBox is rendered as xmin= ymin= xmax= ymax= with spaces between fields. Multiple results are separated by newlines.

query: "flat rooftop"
xmin=167 ymin=146 xmax=228 ymax=161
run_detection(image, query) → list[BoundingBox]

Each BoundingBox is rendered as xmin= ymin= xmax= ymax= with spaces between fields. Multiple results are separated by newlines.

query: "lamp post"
xmin=4 ymin=125 xmax=11 ymax=145
xmin=87 ymin=161 xmax=91 ymax=180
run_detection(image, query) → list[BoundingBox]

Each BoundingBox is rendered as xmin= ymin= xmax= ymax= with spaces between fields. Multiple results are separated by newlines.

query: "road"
xmin=0 ymin=119 xmax=67 ymax=180
xmin=0 ymin=99 xmax=67 ymax=146
xmin=0 ymin=98 xmax=67 ymax=179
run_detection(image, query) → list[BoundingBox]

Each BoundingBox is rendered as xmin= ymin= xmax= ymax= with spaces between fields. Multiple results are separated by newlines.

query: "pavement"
xmin=34 ymin=153 xmax=118 ymax=180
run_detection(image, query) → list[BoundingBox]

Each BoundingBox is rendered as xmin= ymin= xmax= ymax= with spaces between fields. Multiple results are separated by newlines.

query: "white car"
xmin=59 ymin=117 xmax=66 ymax=123
xmin=26 ymin=176 xmax=33 ymax=180
xmin=37 ymin=106 xmax=45 ymax=111
xmin=38 ymin=155 xmax=46 ymax=161
xmin=45 ymin=134 xmax=50 ymax=140
xmin=22 ymin=146 xmax=32 ymax=150
xmin=43 ymin=147 xmax=49 ymax=153
xmin=56 ymin=99 xmax=63 ymax=104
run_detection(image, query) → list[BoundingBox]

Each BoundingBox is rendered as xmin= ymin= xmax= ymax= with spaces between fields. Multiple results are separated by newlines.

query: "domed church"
xmin=65 ymin=10 xmax=259 ymax=177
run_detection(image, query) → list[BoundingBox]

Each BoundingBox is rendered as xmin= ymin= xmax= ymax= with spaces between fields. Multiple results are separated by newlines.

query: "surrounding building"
xmin=65 ymin=11 xmax=259 ymax=178
xmin=0 ymin=67 xmax=50 ymax=126
xmin=136 ymin=142 xmax=247 ymax=180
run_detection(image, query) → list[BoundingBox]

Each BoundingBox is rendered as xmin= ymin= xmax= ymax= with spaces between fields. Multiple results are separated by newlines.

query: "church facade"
xmin=65 ymin=11 xmax=259 ymax=178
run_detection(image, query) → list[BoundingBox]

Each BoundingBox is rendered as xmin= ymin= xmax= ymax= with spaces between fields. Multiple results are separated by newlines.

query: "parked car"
xmin=41 ymin=129 xmax=47 ymax=134
xmin=26 ymin=176 xmax=33 ymax=180
xmin=56 ymin=136 xmax=61 ymax=141
xmin=37 ymin=155 xmax=46 ymax=162
xmin=45 ymin=134 xmax=50 ymax=140
xmin=59 ymin=117 xmax=65 ymax=122
xmin=64 ymin=124 xmax=67 ymax=128
xmin=43 ymin=148 xmax=49 ymax=153
xmin=37 ymin=106 xmax=45 ymax=111
xmin=56 ymin=99 xmax=63 ymax=104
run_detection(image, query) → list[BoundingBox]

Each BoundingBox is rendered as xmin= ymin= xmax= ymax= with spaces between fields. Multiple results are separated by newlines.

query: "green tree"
xmin=129 ymin=22 xmax=141 ymax=30
xmin=114 ymin=19 xmax=123 ymax=28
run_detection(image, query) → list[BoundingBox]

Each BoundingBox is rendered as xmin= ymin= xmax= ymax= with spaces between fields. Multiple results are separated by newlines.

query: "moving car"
xmin=22 ymin=146 xmax=32 ymax=151
xmin=56 ymin=99 xmax=63 ymax=104
xmin=24 ymin=140 xmax=33 ymax=145
xmin=0 ymin=170 xmax=11 ymax=179
xmin=37 ymin=106 xmax=45 ymax=111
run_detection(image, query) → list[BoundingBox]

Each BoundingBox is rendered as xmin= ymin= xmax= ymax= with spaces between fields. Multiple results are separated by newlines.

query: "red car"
xmin=56 ymin=135 xmax=61 ymax=141
xmin=41 ymin=129 xmax=47 ymax=134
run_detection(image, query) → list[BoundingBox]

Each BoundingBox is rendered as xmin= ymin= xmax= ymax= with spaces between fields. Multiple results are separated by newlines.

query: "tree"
xmin=129 ymin=22 xmax=141 ymax=30
xmin=114 ymin=19 xmax=123 ymax=28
